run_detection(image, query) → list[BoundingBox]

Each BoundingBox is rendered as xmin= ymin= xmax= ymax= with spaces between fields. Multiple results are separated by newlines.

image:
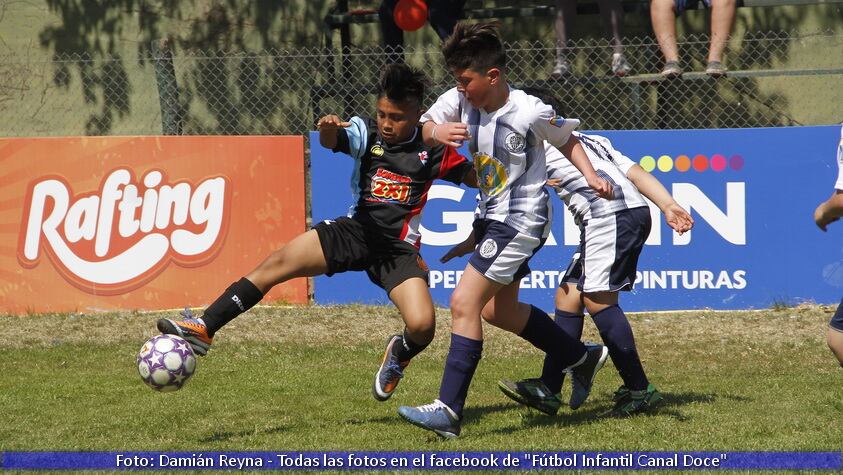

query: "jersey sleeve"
xmin=332 ymin=116 xmax=369 ymax=160
xmin=421 ymin=88 xmax=462 ymax=124
xmin=543 ymin=142 xmax=568 ymax=180
xmin=436 ymin=146 xmax=471 ymax=184
xmin=529 ymin=97 xmax=581 ymax=149
xmin=594 ymin=134 xmax=637 ymax=175
xmin=835 ymin=124 xmax=843 ymax=191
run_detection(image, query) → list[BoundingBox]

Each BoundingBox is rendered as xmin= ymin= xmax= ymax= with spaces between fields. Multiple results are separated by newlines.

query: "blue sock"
xmin=540 ymin=310 xmax=585 ymax=394
xmin=519 ymin=305 xmax=587 ymax=371
xmin=592 ymin=305 xmax=649 ymax=391
xmin=438 ymin=333 xmax=483 ymax=418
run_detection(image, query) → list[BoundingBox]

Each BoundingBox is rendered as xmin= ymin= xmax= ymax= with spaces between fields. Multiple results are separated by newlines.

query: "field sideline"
xmin=0 ymin=304 xmax=840 ymax=456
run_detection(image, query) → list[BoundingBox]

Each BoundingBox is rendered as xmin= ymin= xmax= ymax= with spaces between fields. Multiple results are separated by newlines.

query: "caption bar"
xmin=2 ymin=451 xmax=841 ymax=471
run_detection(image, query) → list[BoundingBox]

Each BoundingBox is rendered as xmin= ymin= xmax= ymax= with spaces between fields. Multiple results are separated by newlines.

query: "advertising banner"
xmin=311 ymin=126 xmax=842 ymax=311
xmin=1 ymin=135 xmax=307 ymax=314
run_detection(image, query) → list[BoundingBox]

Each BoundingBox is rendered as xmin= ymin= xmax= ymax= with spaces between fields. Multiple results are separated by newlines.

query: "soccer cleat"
xmin=568 ymin=343 xmax=609 ymax=410
xmin=607 ymin=384 xmax=663 ymax=417
xmin=498 ymin=378 xmax=562 ymax=416
xmin=398 ymin=399 xmax=461 ymax=439
xmin=157 ymin=308 xmax=212 ymax=356
xmin=373 ymin=334 xmax=409 ymax=401
xmin=612 ymin=385 xmax=632 ymax=405
xmin=601 ymin=385 xmax=632 ymax=416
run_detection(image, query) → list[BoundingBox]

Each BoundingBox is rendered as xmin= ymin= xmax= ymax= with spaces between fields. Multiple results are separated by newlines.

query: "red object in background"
xmin=394 ymin=0 xmax=428 ymax=31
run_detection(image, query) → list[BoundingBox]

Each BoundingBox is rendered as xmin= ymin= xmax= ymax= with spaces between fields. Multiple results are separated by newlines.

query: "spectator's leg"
xmin=707 ymin=0 xmax=735 ymax=64
xmin=378 ymin=0 xmax=405 ymax=63
xmin=552 ymin=0 xmax=577 ymax=77
xmin=428 ymin=0 xmax=466 ymax=41
xmin=650 ymin=0 xmax=682 ymax=75
xmin=598 ymin=0 xmax=631 ymax=75
xmin=597 ymin=0 xmax=625 ymax=54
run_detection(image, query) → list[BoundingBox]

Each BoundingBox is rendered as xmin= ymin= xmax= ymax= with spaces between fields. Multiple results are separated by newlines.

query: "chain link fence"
xmin=0 ymin=30 xmax=840 ymax=137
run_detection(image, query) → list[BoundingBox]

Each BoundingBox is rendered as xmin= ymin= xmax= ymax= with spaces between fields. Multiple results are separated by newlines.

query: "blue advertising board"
xmin=310 ymin=126 xmax=842 ymax=311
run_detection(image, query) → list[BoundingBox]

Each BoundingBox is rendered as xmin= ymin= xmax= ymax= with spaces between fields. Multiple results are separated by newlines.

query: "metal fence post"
xmin=151 ymin=38 xmax=182 ymax=135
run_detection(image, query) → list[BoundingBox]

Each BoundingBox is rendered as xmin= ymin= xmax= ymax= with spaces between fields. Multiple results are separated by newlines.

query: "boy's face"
xmin=453 ymin=67 xmax=498 ymax=109
xmin=376 ymin=96 xmax=422 ymax=145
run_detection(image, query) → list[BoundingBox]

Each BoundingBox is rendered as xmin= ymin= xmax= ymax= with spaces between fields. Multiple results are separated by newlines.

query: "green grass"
xmin=0 ymin=304 xmax=840 ymax=454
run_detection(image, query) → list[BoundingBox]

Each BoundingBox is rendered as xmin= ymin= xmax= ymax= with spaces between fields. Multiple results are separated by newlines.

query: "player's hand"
xmin=664 ymin=202 xmax=694 ymax=235
xmin=546 ymin=178 xmax=562 ymax=189
xmin=587 ymin=176 xmax=613 ymax=200
xmin=440 ymin=238 xmax=475 ymax=263
xmin=814 ymin=203 xmax=837 ymax=232
xmin=433 ymin=122 xmax=471 ymax=148
xmin=317 ymin=115 xmax=350 ymax=131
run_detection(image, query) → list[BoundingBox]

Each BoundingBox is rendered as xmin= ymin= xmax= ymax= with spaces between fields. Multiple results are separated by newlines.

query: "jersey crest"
xmin=474 ymin=153 xmax=508 ymax=197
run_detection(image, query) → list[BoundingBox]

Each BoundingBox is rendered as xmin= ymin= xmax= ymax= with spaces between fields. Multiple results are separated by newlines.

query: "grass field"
xmin=0 ymin=303 xmax=840 ymax=456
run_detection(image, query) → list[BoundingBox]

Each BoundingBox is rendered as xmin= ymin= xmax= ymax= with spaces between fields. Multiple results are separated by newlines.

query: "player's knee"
xmin=405 ymin=317 xmax=435 ymax=344
xmin=827 ymin=330 xmax=843 ymax=366
xmin=449 ymin=288 xmax=475 ymax=321
xmin=263 ymin=247 xmax=289 ymax=270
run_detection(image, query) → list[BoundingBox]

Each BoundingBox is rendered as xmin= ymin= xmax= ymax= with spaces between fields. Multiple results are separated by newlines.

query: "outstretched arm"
xmin=317 ymin=114 xmax=350 ymax=149
xmin=440 ymin=229 xmax=477 ymax=263
xmin=558 ymin=136 xmax=613 ymax=199
xmin=814 ymin=190 xmax=843 ymax=231
xmin=423 ymin=120 xmax=471 ymax=148
xmin=626 ymin=164 xmax=694 ymax=234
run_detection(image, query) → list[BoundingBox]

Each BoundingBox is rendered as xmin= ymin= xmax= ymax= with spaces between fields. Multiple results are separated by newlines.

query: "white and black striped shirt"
xmin=422 ymin=87 xmax=580 ymax=238
xmin=545 ymin=132 xmax=647 ymax=223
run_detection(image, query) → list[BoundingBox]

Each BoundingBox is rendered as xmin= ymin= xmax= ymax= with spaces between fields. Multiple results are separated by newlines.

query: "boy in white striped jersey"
xmin=398 ymin=22 xmax=614 ymax=438
xmin=445 ymin=89 xmax=694 ymax=417
xmin=813 ymin=123 xmax=843 ymax=366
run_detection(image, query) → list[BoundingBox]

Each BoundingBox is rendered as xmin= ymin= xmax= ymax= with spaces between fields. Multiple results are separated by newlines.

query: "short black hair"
xmin=377 ymin=63 xmax=429 ymax=108
xmin=518 ymin=86 xmax=566 ymax=116
xmin=442 ymin=22 xmax=506 ymax=73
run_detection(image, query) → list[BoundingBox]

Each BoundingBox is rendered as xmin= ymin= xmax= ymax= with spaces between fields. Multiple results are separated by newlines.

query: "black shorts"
xmin=831 ymin=298 xmax=843 ymax=332
xmin=313 ymin=216 xmax=429 ymax=293
xmin=562 ymin=206 xmax=651 ymax=293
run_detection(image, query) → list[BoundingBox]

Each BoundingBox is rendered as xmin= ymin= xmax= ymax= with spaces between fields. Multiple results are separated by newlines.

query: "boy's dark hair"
xmin=442 ymin=22 xmax=506 ymax=73
xmin=377 ymin=63 xmax=429 ymax=108
xmin=518 ymin=86 xmax=567 ymax=116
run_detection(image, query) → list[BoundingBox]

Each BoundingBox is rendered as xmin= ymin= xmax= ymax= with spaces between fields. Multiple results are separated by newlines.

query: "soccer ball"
xmin=137 ymin=334 xmax=196 ymax=392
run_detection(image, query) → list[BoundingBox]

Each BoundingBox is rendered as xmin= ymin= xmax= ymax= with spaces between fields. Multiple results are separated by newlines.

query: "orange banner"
xmin=1 ymin=136 xmax=307 ymax=314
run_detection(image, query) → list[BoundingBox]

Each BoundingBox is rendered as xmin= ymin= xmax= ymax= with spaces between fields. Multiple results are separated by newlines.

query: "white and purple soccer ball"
xmin=137 ymin=334 xmax=196 ymax=392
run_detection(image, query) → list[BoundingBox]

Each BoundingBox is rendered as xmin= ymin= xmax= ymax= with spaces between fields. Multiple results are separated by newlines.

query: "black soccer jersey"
xmin=332 ymin=116 xmax=470 ymax=247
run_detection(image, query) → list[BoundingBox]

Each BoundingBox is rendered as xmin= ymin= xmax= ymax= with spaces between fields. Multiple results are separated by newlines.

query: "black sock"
xmin=519 ymin=305 xmax=587 ymax=369
xmin=438 ymin=333 xmax=483 ymax=418
xmin=392 ymin=328 xmax=430 ymax=363
xmin=540 ymin=310 xmax=585 ymax=394
xmin=592 ymin=305 xmax=649 ymax=391
xmin=201 ymin=277 xmax=264 ymax=337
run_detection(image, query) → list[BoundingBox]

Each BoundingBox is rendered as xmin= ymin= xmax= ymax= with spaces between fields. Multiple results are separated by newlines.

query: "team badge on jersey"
xmin=474 ymin=153 xmax=508 ymax=197
xmin=371 ymin=144 xmax=385 ymax=157
xmin=549 ymin=116 xmax=566 ymax=128
xmin=504 ymin=132 xmax=526 ymax=153
xmin=479 ymin=239 xmax=498 ymax=259
xmin=418 ymin=150 xmax=429 ymax=165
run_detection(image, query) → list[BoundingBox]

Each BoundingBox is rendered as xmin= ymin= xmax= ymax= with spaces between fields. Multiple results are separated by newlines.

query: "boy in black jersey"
xmin=157 ymin=63 xmax=476 ymax=402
